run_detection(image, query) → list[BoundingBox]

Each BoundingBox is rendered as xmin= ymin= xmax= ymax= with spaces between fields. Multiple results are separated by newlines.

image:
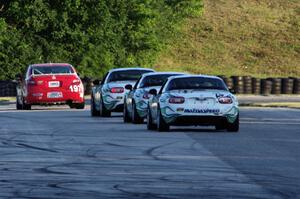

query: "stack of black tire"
xmin=293 ymin=78 xmax=300 ymax=94
xmin=269 ymin=78 xmax=281 ymax=95
xmin=243 ymin=76 xmax=252 ymax=94
xmin=232 ymin=76 xmax=244 ymax=94
xmin=0 ymin=80 xmax=17 ymax=97
xmin=281 ymin=78 xmax=294 ymax=94
xmin=219 ymin=76 xmax=300 ymax=95
xmin=252 ymin=77 xmax=261 ymax=95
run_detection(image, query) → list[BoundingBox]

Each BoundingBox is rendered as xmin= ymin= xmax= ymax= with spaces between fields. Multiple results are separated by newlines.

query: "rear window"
xmin=32 ymin=66 xmax=74 ymax=75
xmin=166 ymin=77 xmax=227 ymax=91
xmin=107 ymin=70 xmax=153 ymax=82
xmin=139 ymin=74 xmax=181 ymax=88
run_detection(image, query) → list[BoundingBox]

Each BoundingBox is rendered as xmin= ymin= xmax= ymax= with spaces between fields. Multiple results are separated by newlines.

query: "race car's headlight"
xmin=218 ymin=96 xmax=233 ymax=104
xmin=110 ymin=87 xmax=124 ymax=93
xmin=169 ymin=96 xmax=185 ymax=104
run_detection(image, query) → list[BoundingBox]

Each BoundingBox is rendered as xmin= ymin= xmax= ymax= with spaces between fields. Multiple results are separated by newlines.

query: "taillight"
xmin=143 ymin=92 xmax=151 ymax=99
xmin=110 ymin=87 xmax=124 ymax=93
xmin=218 ymin=97 xmax=233 ymax=104
xmin=27 ymin=78 xmax=36 ymax=86
xmin=169 ymin=96 xmax=185 ymax=104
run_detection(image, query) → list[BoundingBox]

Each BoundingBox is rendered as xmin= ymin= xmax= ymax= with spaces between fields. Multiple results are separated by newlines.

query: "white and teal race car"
xmin=147 ymin=75 xmax=239 ymax=132
xmin=91 ymin=68 xmax=154 ymax=117
xmin=123 ymin=72 xmax=184 ymax=123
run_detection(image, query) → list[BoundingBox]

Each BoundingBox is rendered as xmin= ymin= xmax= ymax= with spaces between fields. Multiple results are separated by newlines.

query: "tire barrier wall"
xmin=0 ymin=81 xmax=17 ymax=97
xmin=1 ymin=77 xmax=300 ymax=97
xmin=221 ymin=76 xmax=300 ymax=95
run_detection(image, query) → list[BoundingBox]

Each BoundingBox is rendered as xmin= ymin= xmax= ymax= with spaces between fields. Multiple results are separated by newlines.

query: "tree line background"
xmin=0 ymin=0 xmax=203 ymax=80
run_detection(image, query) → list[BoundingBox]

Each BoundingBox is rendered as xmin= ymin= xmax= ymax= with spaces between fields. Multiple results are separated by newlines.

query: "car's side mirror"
xmin=229 ymin=88 xmax=236 ymax=94
xmin=149 ymin=89 xmax=157 ymax=96
xmin=125 ymin=84 xmax=132 ymax=91
xmin=93 ymin=79 xmax=101 ymax=86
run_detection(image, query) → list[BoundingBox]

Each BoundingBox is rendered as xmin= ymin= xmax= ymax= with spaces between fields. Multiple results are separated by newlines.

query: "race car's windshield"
xmin=166 ymin=77 xmax=227 ymax=91
xmin=139 ymin=74 xmax=181 ymax=88
xmin=32 ymin=66 xmax=74 ymax=75
xmin=107 ymin=70 xmax=153 ymax=82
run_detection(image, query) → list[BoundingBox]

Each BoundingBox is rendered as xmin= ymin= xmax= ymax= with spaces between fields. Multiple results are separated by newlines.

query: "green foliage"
xmin=156 ymin=0 xmax=300 ymax=78
xmin=0 ymin=0 xmax=203 ymax=79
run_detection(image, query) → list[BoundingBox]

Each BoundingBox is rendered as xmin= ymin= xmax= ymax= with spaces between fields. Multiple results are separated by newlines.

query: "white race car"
xmin=123 ymin=72 xmax=184 ymax=123
xmin=91 ymin=68 xmax=154 ymax=117
xmin=147 ymin=75 xmax=239 ymax=132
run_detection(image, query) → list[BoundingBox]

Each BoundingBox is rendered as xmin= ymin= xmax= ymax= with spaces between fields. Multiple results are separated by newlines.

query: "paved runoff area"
xmin=0 ymin=106 xmax=300 ymax=198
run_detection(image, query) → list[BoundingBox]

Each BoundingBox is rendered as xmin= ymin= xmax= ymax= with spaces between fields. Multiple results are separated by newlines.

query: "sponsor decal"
xmin=184 ymin=109 xmax=220 ymax=114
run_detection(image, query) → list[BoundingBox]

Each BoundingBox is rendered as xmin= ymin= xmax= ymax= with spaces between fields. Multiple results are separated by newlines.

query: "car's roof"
xmin=30 ymin=63 xmax=72 ymax=67
xmin=141 ymin=72 xmax=185 ymax=78
xmin=108 ymin=67 xmax=155 ymax=73
xmin=167 ymin=74 xmax=223 ymax=81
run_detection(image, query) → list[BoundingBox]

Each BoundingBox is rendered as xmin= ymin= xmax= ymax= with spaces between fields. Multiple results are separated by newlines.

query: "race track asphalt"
xmin=0 ymin=106 xmax=299 ymax=199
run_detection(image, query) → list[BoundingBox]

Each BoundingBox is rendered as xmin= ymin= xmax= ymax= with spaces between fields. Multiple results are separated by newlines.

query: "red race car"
xmin=16 ymin=63 xmax=85 ymax=110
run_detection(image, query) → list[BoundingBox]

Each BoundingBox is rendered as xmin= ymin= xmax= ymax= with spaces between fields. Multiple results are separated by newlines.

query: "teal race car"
xmin=91 ymin=68 xmax=154 ymax=117
xmin=123 ymin=72 xmax=184 ymax=123
xmin=146 ymin=75 xmax=239 ymax=132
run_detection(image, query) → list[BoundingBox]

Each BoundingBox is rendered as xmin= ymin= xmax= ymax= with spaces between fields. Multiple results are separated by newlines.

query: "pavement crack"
xmin=113 ymin=184 xmax=174 ymax=199
xmin=34 ymin=167 xmax=72 ymax=175
xmin=16 ymin=143 xmax=58 ymax=153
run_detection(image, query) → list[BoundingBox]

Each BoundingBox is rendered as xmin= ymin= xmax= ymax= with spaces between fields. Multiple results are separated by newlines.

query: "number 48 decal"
xmin=70 ymin=85 xmax=81 ymax=92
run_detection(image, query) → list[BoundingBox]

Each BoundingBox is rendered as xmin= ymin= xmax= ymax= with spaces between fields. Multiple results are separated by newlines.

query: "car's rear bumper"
xmin=25 ymin=91 xmax=84 ymax=105
xmin=168 ymin=115 xmax=228 ymax=126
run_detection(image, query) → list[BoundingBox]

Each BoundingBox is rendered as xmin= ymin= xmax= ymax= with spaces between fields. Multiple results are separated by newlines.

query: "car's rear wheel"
xmin=91 ymin=96 xmax=100 ymax=116
xmin=132 ymin=102 xmax=143 ymax=124
xmin=75 ymin=103 xmax=85 ymax=109
xmin=157 ymin=108 xmax=169 ymax=132
xmin=227 ymin=114 xmax=239 ymax=132
xmin=147 ymin=107 xmax=156 ymax=130
xmin=123 ymin=100 xmax=131 ymax=123
xmin=99 ymin=97 xmax=111 ymax=117
xmin=23 ymin=102 xmax=31 ymax=110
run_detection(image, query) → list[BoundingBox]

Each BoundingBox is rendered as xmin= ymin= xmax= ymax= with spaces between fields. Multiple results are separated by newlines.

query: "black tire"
xmin=147 ymin=107 xmax=156 ymax=130
xmin=132 ymin=102 xmax=143 ymax=124
xmin=22 ymin=97 xmax=31 ymax=110
xmin=91 ymin=96 xmax=100 ymax=116
xmin=23 ymin=103 xmax=31 ymax=110
xmin=227 ymin=114 xmax=239 ymax=132
xmin=16 ymin=95 xmax=23 ymax=110
xmin=75 ymin=103 xmax=85 ymax=109
xmin=157 ymin=108 xmax=170 ymax=132
xmin=123 ymin=100 xmax=131 ymax=123
xmin=99 ymin=96 xmax=111 ymax=117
